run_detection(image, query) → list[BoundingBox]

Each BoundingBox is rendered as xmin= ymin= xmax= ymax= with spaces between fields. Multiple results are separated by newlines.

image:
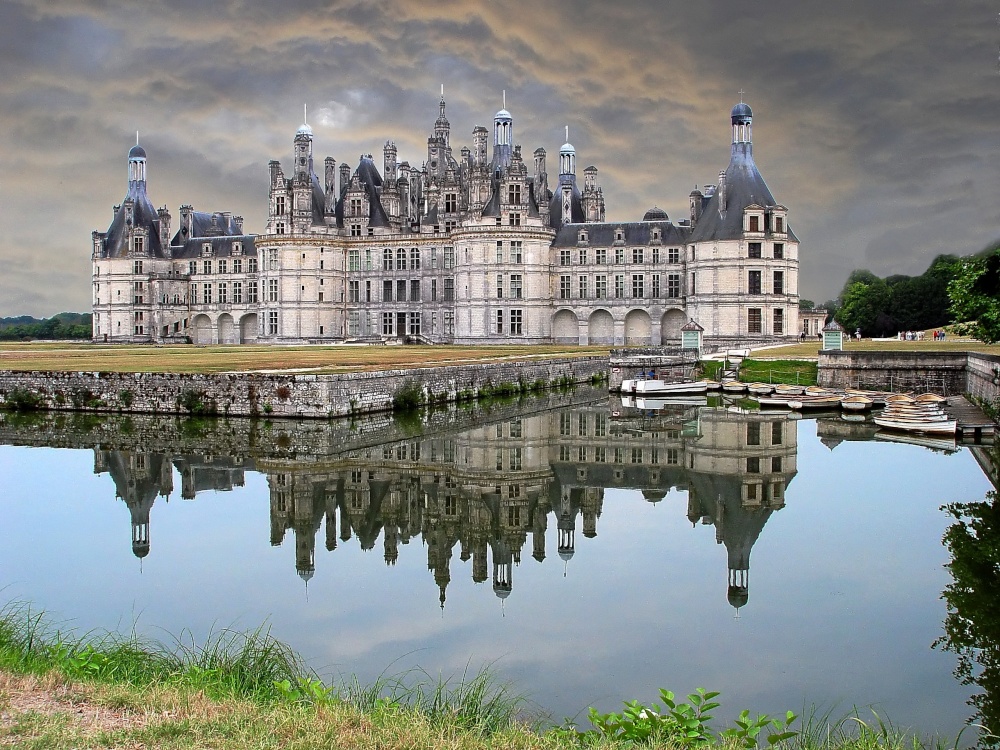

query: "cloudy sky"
xmin=1 ymin=0 xmax=997 ymax=316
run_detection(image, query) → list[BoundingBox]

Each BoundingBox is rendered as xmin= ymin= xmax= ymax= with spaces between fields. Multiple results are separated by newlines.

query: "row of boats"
xmin=618 ymin=378 xmax=956 ymax=435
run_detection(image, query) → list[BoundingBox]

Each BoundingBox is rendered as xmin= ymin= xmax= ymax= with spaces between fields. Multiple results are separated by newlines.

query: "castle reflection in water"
xmin=94 ymin=401 xmax=796 ymax=611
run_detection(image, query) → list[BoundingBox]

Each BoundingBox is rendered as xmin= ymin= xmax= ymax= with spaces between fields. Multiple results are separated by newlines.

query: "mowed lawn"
xmin=0 ymin=342 xmax=609 ymax=374
xmin=757 ymin=338 xmax=1000 ymax=360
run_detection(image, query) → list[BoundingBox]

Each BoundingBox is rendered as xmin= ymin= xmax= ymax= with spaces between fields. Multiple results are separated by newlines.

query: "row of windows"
xmin=557 ymin=274 xmax=683 ymax=300
xmin=747 ymin=242 xmax=784 ymax=259
xmin=747 ymin=270 xmax=785 ymax=295
xmin=746 ymin=214 xmax=786 ymax=234
xmin=559 ymin=247 xmax=681 ymax=266
xmin=344 ymin=278 xmax=457 ymax=303
xmin=748 ymin=308 xmax=785 ymax=335
xmin=746 ymin=456 xmax=785 ymax=474
xmin=188 ymin=257 xmax=258 ymax=275
xmin=557 ymin=444 xmax=680 ymax=465
xmin=346 ymin=310 xmax=456 ymax=337
xmin=190 ymin=281 xmax=260 ymax=305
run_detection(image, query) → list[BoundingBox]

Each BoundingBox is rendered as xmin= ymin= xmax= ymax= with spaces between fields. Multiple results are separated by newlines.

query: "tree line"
xmin=0 ymin=313 xmax=92 ymax=341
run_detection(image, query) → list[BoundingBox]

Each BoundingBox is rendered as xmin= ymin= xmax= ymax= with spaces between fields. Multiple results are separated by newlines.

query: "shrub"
xmin=118 ymin=389 xmax=135 ymax=408
xmin=392 ymin=381 xmax=425 ymax=412
xmin=3 ymin=388 xmax=44 ymax=412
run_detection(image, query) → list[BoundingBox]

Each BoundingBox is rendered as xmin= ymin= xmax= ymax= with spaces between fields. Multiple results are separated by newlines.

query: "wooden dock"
xmin=944 ymin=396 xmax=996 ymax=444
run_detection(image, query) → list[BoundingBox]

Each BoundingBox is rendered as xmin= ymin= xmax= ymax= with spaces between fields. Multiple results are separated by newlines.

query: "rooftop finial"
xmin=738 ymin=88 xmax=745 ymax=103
xmin=303 ymin=103 xmax=308 ymax=125
xmin=440 ymin=83 xmax=444 ymax=98
xmin=503 ymin=89 xmax=506 ymax=109
xmin=565 ymin=125 xmax=569 ymax=142
xmin=136 ymin=130 xmax=139 ymax=146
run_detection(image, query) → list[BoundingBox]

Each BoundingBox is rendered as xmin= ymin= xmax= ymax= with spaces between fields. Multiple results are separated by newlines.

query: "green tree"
xmin=938 ymin=488 xmax=1000 ymax=744
xmin=949 ymin=249 xmax=1000 ymax=343
xmin=836 ymin=276 xmax=891 ymax=336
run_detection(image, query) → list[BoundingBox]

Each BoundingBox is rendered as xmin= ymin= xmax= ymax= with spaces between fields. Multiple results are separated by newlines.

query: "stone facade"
xmin=0 ymin=357 xmax=605 ymax=419
xmin=817 ymin=350 xmax=1000 ymax=399
xmin=92 ymin=99 xmax=799 ymax=347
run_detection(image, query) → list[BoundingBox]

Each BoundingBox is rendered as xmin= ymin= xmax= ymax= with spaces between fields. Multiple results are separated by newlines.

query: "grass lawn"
xmin=755 ymin=338 xmax=1000 ymax=360
xmin=0 ymin=343 xmax=607 ymax=374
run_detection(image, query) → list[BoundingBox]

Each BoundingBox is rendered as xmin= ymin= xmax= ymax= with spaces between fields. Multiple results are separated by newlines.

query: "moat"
xmin=0 ymin=387 xmax=996 ymax=741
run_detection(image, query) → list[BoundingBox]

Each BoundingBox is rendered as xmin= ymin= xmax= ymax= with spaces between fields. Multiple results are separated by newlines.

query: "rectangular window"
xmin=747 ymin=457 xmax=760 ymax=473
xmin=203 ymin=260 xmax=212 ymax=274
xmin=431 ymin=279 xmax=438 ymax=301
xmin=203 ymin=283 xmax=212 ymax=304
xmin=348 ymin=249 xmax=360 ymax=271
xmin=632 ymin=247 xmax=644 ymax=264
xmin=774 ymin=216 xmax=784 ymax=233
xmin=652 ymin=247 xmax=660 ymax=264
xmin=560 ymin=249 xmax=571 ymax=266
xmin=690 ymin=272 xmax=696 ymax=294
xmin=579 ymin=275 xmax=588 ymax=299
xmin=749 ymin=242 xmax=762 ymax=259
xmin=218 ymin=259 xmax=227 ymax=274
xmin=445 ymin=193 xmax=457 ymax=212
xmin=365 ymin=280 xmax=372 ymax=302
xmin=133 ymin=259 xmax=143 ymax=274
xmin=510 ymin=309 xmax=523 ymax=335
xmin=268 ymin=279 xmax=278 ymax=302
xmin=268 ymin=311 xmax=278 ymax=335
xmin=349 ymin=280 xmax=360 ymax=302
xmin=579 ymin=249 xmax=588 ymax=265
xmin=560 ymin=275 xmax=571 ymax=299
xmin=496 ymin=241 xmax=503 ymax=263
xmin=382 ymin=312 xmax=394 ymax=335
xmin=773 ymin=271 xmax=784 ymax=295
xmin=275 ymin=196 xmax=285 ymax=215
xmin=444 ymin=278 xmax=455 ymax=301
xmin=497 ymin=274 xmax=504 ymax=299
xmin=615 ymin=247 xmax=625 ymax=264
xmin=268 ymin=249 xmax=278 ymax=270
xmin=396 ymin=279 xmax=406 ymax=302
xmin=595 ymin=275 xmax=607 ymax=298
xmin=232 ymin=257 xmax=242 ymax=274
xmin=507 ymin=183 xmax=521 ymax=204
xmin=509 ymin=212 xmax=521 ymax=226
xmin=652 ymin=274 xmax=661 ymax=298
xmin=383 ymin=280 xmax=393 ymax=302
xmin=410 ymin=248 xmax=420 ymax=270
xmin=773 ymin=243 xmax=784 ymax=259
xmin=746 ymin=422 xmax=761 ymax=446
xmin=232 ymin=281 xmax=243 ymax=304
xmin=348 ymin=311 xmax=360 ymax=336
xmin=248 ymin=281 xmax=258 ymax=303
xmin=218 ymin=282 xmax=227 ymax=304
xmin=749 ymin=270 xmax=762 ymax=295
xmin=594 ymin=446 xmax=606 ymax=462
xmin=409 ymin=312 xmax=421 ymax=335
xmin=749 ymin=215 xmax=760 ymax=232
xmin=772 ymin=456 xmax=783 ymax=473
xmin=247 ymin=257 xmax=258 ymax=273
xmin=614 ymin=274 xmax=625 ymax=298
xmin=596 ymin=247 xmax=607 ymax=264
xmin=771 ymin=421 xmax=783 ymax=445
xmin=560 ymin=413 xmax=571 ymax=436
xmin=511 ymin=241 xmax=522 ymax=263
xmin=632 ymin=274 xmax=644 ymax=298
xmin=276 ymin=222 xmax=286 ymax=235
xmin=410 ymin=279 xmax=421 ymax=302
xmin=189 ymin=261 xmax=197 ymax=275
xmin=496 ymin=309 xmax=504 ymax=334
xmin=444 ymin=311 xmax=455 ymax=334
xmin=511 ymin=274 xmax=522 ymax=299
xmin=444 ymin=246 xmax=455 ymax=269
xmin=668 ymin=247 xmax=680 ymax=264
xmin=748 ymin=308 xmax=762 ymax=334
xmin=774 ymin=308 xmax=784 ymax=335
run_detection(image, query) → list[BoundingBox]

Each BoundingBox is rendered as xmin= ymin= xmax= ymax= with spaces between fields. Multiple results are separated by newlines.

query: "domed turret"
xmin=642 ymin=206 xmax=669 ymax=222
xmin=731 ymin=101 xmax=753 ymax=124
xmin=731 ymin=99 xmax=753 ymax=145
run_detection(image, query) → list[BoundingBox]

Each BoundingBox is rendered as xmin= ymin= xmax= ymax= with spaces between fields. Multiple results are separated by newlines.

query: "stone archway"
xmin=239 ymin=313 xmax=258 ymax=344
xmin=552 ymin=309 xmax=579 ymax=344
xmin=624 ymin=309 xmax=652 ymax=345
xmin=217 ymin=313 xmax=235 ymax=344
xmin=192 ymin=314 xmax=213 ymax=345
xmin=588 ymin=309 xmax=614 ymax=345
xmin=660 ymin=309 xmax=687 ymax=343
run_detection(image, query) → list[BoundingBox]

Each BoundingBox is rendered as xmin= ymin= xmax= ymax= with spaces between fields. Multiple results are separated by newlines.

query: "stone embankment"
xmin=0 ymin=357 xmax=605 ymax=419
xmin=817 ymin=350 xmax=1000 ymax=403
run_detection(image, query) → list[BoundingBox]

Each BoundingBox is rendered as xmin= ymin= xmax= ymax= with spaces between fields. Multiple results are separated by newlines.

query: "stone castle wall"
xmin=0 ymin=357 xmax=605 ymax=419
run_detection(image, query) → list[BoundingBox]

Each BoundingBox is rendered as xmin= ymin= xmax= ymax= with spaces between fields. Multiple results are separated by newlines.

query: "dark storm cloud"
xmin=0 ymin=0 xmax=996 ymax=314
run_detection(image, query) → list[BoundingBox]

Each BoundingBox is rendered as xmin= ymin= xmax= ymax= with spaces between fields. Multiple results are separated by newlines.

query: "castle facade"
xmin=91 ymin=98 xmax=799 ymax=346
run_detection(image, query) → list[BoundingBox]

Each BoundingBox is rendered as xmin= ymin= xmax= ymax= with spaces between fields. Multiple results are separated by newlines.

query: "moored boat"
xmin=747 ymin=382 xmax=774 ymax=396
xmin=841 ymin=395 xmax=874 ymax=411
xmin=620 ymin=379 xmax=636 ymax=394
xmin=873 ymin=415 xmax=957 ymax=434
xmin=774 ymin=384 xmax=804 ymax=396
xmin=634 ymin=379 xmax=710 ymax=395
xmin=914 ymin=393 xmax=947 ymax=403
xmin=794 ymin=395 xmax=843 ymax=410
xmin=721 ymin=380 xmax=747 ymax=393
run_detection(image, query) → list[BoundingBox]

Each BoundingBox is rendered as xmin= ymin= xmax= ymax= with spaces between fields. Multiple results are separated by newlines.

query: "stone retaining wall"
xmin=0 ymin=357 xmax=606 ymax=419
xmin=817 ymin=350 xmax=1000 ymax=404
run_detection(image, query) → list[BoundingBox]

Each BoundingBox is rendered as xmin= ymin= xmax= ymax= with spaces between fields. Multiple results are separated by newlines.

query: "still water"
xmin=0 ymin=388 xmax=995 ymax=739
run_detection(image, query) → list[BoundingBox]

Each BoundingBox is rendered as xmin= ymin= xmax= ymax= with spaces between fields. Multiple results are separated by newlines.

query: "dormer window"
xmin=651 ymin=229 xmax=661 ymax=241
xmin=202 ymin=243 xmax=213 ymax=256
xmin=508 ymin=184 xmax=521 ymax=205
xmin=614 ymin=228 xmax=625 ymax=243
xmin=774 ymin=215 xmax=784 ymax=233
xmin=275 ymin=196 xmax=285 ymax=215
xmin=133 ymin=235 xmax=145 ymax=256
xmin=232 ymin=242 xmax=243 ymax=256
xmin=749 ymin=215 xmax=760 ymax=232
xmin=578 ymin=229 xmax=588 ymax=243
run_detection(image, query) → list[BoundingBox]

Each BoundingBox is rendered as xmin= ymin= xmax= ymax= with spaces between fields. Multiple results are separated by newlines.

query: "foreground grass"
xmin=0 ymin=342 xmax=607 ymax=374
xmin=760 ymin=338 xmax=1000 ymax=361
xmin=0 ymin=603 xmax=981 ymax=749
